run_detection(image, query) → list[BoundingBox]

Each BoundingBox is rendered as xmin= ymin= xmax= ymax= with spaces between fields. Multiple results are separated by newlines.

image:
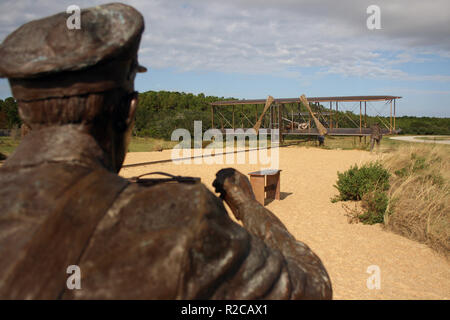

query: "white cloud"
xmin=0 ymin=0 xmax=449 ymax=83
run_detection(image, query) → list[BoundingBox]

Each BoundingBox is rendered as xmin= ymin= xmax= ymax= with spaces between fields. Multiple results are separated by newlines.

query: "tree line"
xmin=0 ymin=97 xmax=21 ymax=130
xmin=1 ymin=92 xmax=449 ymax=137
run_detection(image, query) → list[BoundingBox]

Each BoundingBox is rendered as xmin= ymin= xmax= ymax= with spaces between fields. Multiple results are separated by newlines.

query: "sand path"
xmin=120 ymin=147 xmax=450 ymax=299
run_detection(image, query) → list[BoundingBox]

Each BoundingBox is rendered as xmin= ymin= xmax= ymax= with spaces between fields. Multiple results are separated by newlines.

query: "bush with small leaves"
xmin=332 ymin=161 xmax=390 ymax=202
xmin=359 ymin=190 xmax=389 ymax=225
xmin=332 ymin=161 xmax=390 ymax=225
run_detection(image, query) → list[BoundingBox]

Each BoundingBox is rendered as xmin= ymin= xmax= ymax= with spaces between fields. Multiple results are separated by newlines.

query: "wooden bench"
xmin=248 ymin=169 xmax=281 ymax=205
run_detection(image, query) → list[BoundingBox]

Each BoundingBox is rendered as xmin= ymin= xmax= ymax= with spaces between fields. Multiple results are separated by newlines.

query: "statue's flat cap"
xmin=0 ymin=3 xmax=145 ymax=79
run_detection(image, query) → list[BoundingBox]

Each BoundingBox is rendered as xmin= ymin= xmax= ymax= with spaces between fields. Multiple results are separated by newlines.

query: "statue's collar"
xmin=3 ymin=125 xmax=111 ymax=170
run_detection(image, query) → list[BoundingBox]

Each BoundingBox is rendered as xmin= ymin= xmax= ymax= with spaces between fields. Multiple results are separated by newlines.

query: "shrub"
xmin=332 ymin=161 xmax=390 ymax=202
xmin=359 ymin=190 xmax=389 ymax=224
xmin=332 ymin=161 xmax=391 ymax=225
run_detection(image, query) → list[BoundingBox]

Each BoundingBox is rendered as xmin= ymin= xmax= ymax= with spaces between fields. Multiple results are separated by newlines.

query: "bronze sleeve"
xmin=182 ymin=192 xmax=332 ymax=299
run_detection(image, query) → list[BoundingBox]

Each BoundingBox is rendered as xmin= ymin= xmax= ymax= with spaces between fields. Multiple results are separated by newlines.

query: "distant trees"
xmin=134 ymin=91 xmax=231 ymax=139
xmin=0 ymin=98 xmax=21 ymax=129
xmin=395 ymin=117 xmax=450 ymax=135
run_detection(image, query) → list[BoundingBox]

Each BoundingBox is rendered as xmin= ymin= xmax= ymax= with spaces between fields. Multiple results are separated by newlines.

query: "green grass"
xmin=128 ymin=136 xmax=178 ymax=152
xmin=0 ymin=136 xmax=20 ymax=157
xmin=379 ymin=136 xmax=424 ymax=152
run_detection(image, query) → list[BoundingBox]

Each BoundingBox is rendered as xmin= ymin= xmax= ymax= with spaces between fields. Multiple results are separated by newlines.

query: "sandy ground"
xmin=390 ymin=135 xmax=450 ymax=145
xmin=120 ymin=147 xmax=450 ymax=300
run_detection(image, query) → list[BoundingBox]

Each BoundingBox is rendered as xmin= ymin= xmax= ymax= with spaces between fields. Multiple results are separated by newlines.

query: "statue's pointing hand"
xmin=213 ymin=168 xmax=256 ymax=220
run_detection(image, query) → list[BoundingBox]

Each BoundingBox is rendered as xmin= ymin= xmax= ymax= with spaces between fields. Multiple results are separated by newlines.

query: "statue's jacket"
xmin=0 ymin=126 xmax=332 ymax=299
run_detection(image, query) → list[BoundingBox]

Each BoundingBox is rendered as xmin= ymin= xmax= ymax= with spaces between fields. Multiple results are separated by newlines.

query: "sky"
xmin=0 ymin=0 xmax=449 ymax=117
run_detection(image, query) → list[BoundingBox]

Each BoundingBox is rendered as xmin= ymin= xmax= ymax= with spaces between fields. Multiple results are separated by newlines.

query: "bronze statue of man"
xmin=370 ymin=123 xmax=383 ymax=151
xmin=0 ymin=3 xmax=332 ymax=299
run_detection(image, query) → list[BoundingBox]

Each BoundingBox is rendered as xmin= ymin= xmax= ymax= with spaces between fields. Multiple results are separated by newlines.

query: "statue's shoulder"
xmin=68 ymin=173 xmax=241 ymax=299
xmin=132 ymin=178 xmax=217 ymax=209
xmin=99 ymin=172 xmax=227 ymax=232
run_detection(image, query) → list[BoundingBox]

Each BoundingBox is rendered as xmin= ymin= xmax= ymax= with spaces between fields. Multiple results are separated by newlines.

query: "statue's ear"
xmin=114 ymin=92 xmax=138 ymax=132
xmin=126 ymin=92 xmax=138 ymax=126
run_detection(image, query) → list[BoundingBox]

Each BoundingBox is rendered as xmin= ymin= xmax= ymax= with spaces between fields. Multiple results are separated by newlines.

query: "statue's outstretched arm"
xmin=210 ymin=168 xmax=332 ymax=299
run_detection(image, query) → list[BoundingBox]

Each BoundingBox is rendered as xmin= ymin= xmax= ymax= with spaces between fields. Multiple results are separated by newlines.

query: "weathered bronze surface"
xmin=0 ymin=3 xmax=332 ymax=299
